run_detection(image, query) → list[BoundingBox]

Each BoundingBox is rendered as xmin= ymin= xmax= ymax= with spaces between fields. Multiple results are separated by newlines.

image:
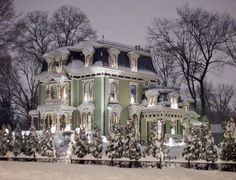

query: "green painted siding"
xmin=94 ymin=77 xmax=103 ymax=132
xmin=118 ymin=80 xmax=130 ymax=126
xmin=165 ymin=120 xmax=171 ymax=134
xmin=39 ymin=84 xmax=45 ymax=105
xmin=140 ymin=118 xmax=147 ymax=140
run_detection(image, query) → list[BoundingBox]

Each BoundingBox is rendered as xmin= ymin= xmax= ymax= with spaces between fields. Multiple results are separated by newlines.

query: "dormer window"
xmin=148 ymin=95 xmax=156 ymax=107
xmin=108 ymin=48 xmax=120 ymax=69
xmin=128 ymin=52 xmax=140 ymax=72
xmin=82 ymin=48 xmax=94 ymax=67
xmin=168 ymin=92 xmax=179 ymax=109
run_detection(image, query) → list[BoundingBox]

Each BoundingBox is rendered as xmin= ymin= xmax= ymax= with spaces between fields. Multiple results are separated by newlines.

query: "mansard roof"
xmin=43 ymin=39 xmax=155 ymax=73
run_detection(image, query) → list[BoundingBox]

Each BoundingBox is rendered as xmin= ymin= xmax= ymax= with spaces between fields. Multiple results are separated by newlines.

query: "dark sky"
xmin=15 ymin=0 xmax=236 ymax=87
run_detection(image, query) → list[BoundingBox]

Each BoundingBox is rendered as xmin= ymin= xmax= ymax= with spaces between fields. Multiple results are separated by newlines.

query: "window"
xmin=60 ymin=114 xmax=66 ymax=130
xmin=130 ymin=58 xmax=137 ymax=72
xmin=87 ymin=113 xmax=92 ymax=130
xmin=82 ymin=113 xmax=87 ymax=128
xmin=130 ymin=85 xmax=137 ymax=104
xmin=109 ymin=82 xmax=118 ymax=102
xmin=85 ymin=54 xmax=91 ymax=67
xmin=132 ymin=114 xmax=139 ymax=136
xmin=148 ymin=95 xmax=156 ymax=107
xmin=110 ymin=54 xmax=117 ymax=68
xmin=171 ymin=96 xmax=178 ymax=109
xmin=110 ymin=112 xmax=118 ymax=130
xmin=128 ymin=52 xmax=139 ymax=72
xmin=83 ymin=81 xmax=93 ymax=102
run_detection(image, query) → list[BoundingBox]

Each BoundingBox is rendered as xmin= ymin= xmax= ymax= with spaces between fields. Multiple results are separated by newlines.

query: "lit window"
xmin=148 ymin=95 xmax=156 ymax=107
xmin=111 ymin=112 xmax=118 ymax=130
xmin=109 ymin=82 xmax=118 ymax=102
xmin=130 ymin=58 xmax=137 ymax=72
xmin=83 ymin=81 xmax=93 ymax=102
xmin=108 ymin=48 xmax=120 ymax=69
xmin=171 ymin=96 xmax=178 ymax=109
xmin=82 ymin=113 xmax=87 ymax=128
xmin=130 ymin=85 xmax=137 ymax=104
xmin=87 ymin=113 xmax=92 ymax=130
xmin=85 ymin=54 xmax=91 ymax=67
xmin=132 ymin=114 xmax=139 ymax=135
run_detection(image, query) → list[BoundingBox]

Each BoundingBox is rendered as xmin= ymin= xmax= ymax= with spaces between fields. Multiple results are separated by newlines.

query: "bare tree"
xmin=11 ymin=53 xmax=41 ymax=123
xmin=147 ymin=5 xmax=235 ymax=115
xmin=51 ymin=5 xmax=96 ymax=47
xmin=15 ymin=11 xmax=52 ymax=65
xmin=211 ymin=84 xmax=234 ymax=122
xmin=151 ymin=48 xmax=181 ymax=86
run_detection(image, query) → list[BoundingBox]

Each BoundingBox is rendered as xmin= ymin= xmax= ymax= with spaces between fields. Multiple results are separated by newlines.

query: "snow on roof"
xmin=36 ymin=71 xmax=69 ymax=83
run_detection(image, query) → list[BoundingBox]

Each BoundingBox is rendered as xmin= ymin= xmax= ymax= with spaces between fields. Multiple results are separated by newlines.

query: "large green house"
xmin=29 ymin=40 xmax=198 ymax=141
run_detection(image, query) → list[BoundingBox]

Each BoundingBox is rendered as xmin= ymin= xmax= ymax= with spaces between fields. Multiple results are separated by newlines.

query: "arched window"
xmin=85 ymin=54 xmax=91 ymax=67
xmin=60 ymin=114 xmax=66 ymax=130
xmin=111 ymin=112 xmax=118 ymax=130
xmin=110 ymin=54 xmax=117 ymax=68
xmin=82 ymin=113 xmax=87 ymax=128
xmin=87 ymin=113 xmax=92 ymax=130
xmin=171 ymin=96 xmax=178 ymax=109
xmin=110 ymin=82 xmax=118 ymax=102
xmin=132 ymin=114 xmax=139 ymax=135
xmin=83 ymin=81 xmax=93 ymax=102
xmin=130 ymin=58 xmax=137 ymax=72
xmin=130 ymin=85 xmax=137 ymax=104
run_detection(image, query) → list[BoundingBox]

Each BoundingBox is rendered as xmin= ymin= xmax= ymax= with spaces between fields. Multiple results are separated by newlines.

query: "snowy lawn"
xmin=0 ymin=161 xmax=235 ymax=180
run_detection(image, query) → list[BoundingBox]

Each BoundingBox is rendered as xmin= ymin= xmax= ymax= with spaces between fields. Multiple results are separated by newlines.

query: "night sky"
xmin=14 ymin=0 xmax=236 ymax=88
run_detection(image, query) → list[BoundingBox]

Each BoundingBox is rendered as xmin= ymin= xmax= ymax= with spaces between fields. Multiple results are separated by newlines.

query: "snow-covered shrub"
xmin=89 ymin=128 xmax=103 ymax=158
xmin=200 ymin=117 xmax=218 ymax=163
xmin=123 ymin=119 xmax=142 ymax=161
xmin=72 ymin=127 xmax=89 ymax=158
xmin=220 ymin=118 xmax=236 ymax=161
xmin=13 ymin=124 xmax=23 ymax=157
xmin=38 ymin=128 xmax=54 ymax=157
xmin=147 ymin=122 xmax=168 ymax=168
xmin=106 ymin=123 xmax=124 ymax=163
xmin=24 ymin=123 xmax=38 ymax=157
xmin=182 ymin=124 xmax=201 ymax=166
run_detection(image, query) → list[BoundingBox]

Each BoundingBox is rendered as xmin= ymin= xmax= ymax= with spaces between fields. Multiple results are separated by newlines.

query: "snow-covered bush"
xmin=147 ymin=122 xmax=168 ymax=168
xmin=89 ymin=128 xmax=103 ymax=158
xmin=220 ymin=118 xmax=236 ymax=161
xmin=182 ymin=124 xmax=201 ymax=166
xmin=13 ymin=124 xmax=23 ymax=157
xmin=38 ymin=128 xmax=54 ymax=157
xmin=106 ymin=123 xmax=124 ymax=163
xmin=200 ymin=117 xmax=218 ymax=163
xmin=72 ymin=127 xmax=89 ymax=158
xmin=24 ymin=123 xmax=38 ymax=157
xmin=123 ymin=119 xmax=142 ymax=161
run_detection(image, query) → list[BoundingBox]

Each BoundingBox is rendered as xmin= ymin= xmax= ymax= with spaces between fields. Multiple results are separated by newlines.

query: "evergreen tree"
xmin=0 ymin=125 xmax=8 ymax=156
xmin=106 ymin=123 xmax=124 ymax=165
xmin=123 ymin=119 xmax=142 ymax=161
xmin=6 ymin=125 xmax=14 ymax=152
xmin=13 ymin=124 xmax=23 ymax=157
xmin=200 ymin=117 xmax=218 ymax=163
xmin=89 ymin=128 xmax=103 ymax=158
xmin=182 ymin=124 xmax=201 ymax=167
xmin=220 ymin=118 xmax=236 ymax=161
xmin=38 ymin=128 xmax=54 ymax=157
xmin=72 ymin=128 xmax=89 ymax=158
xmin=24 ymin=123 xmax=38 ymax=157
xmin=147 ymin=122 xmax=168 ymax=168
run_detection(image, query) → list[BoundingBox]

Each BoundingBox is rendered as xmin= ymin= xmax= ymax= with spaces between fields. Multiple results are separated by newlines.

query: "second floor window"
xmin=109 ymin=82 xmax=118 ymax=102
xmin=83 ymin=81 xmax=93 ymax=102
xmin=130 ymin=85 xmax=137 ymax=104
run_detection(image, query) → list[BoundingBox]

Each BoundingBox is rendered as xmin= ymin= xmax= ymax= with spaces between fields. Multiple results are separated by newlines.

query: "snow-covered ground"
xmin=0 ymin=161 xmax=235 ymax=180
